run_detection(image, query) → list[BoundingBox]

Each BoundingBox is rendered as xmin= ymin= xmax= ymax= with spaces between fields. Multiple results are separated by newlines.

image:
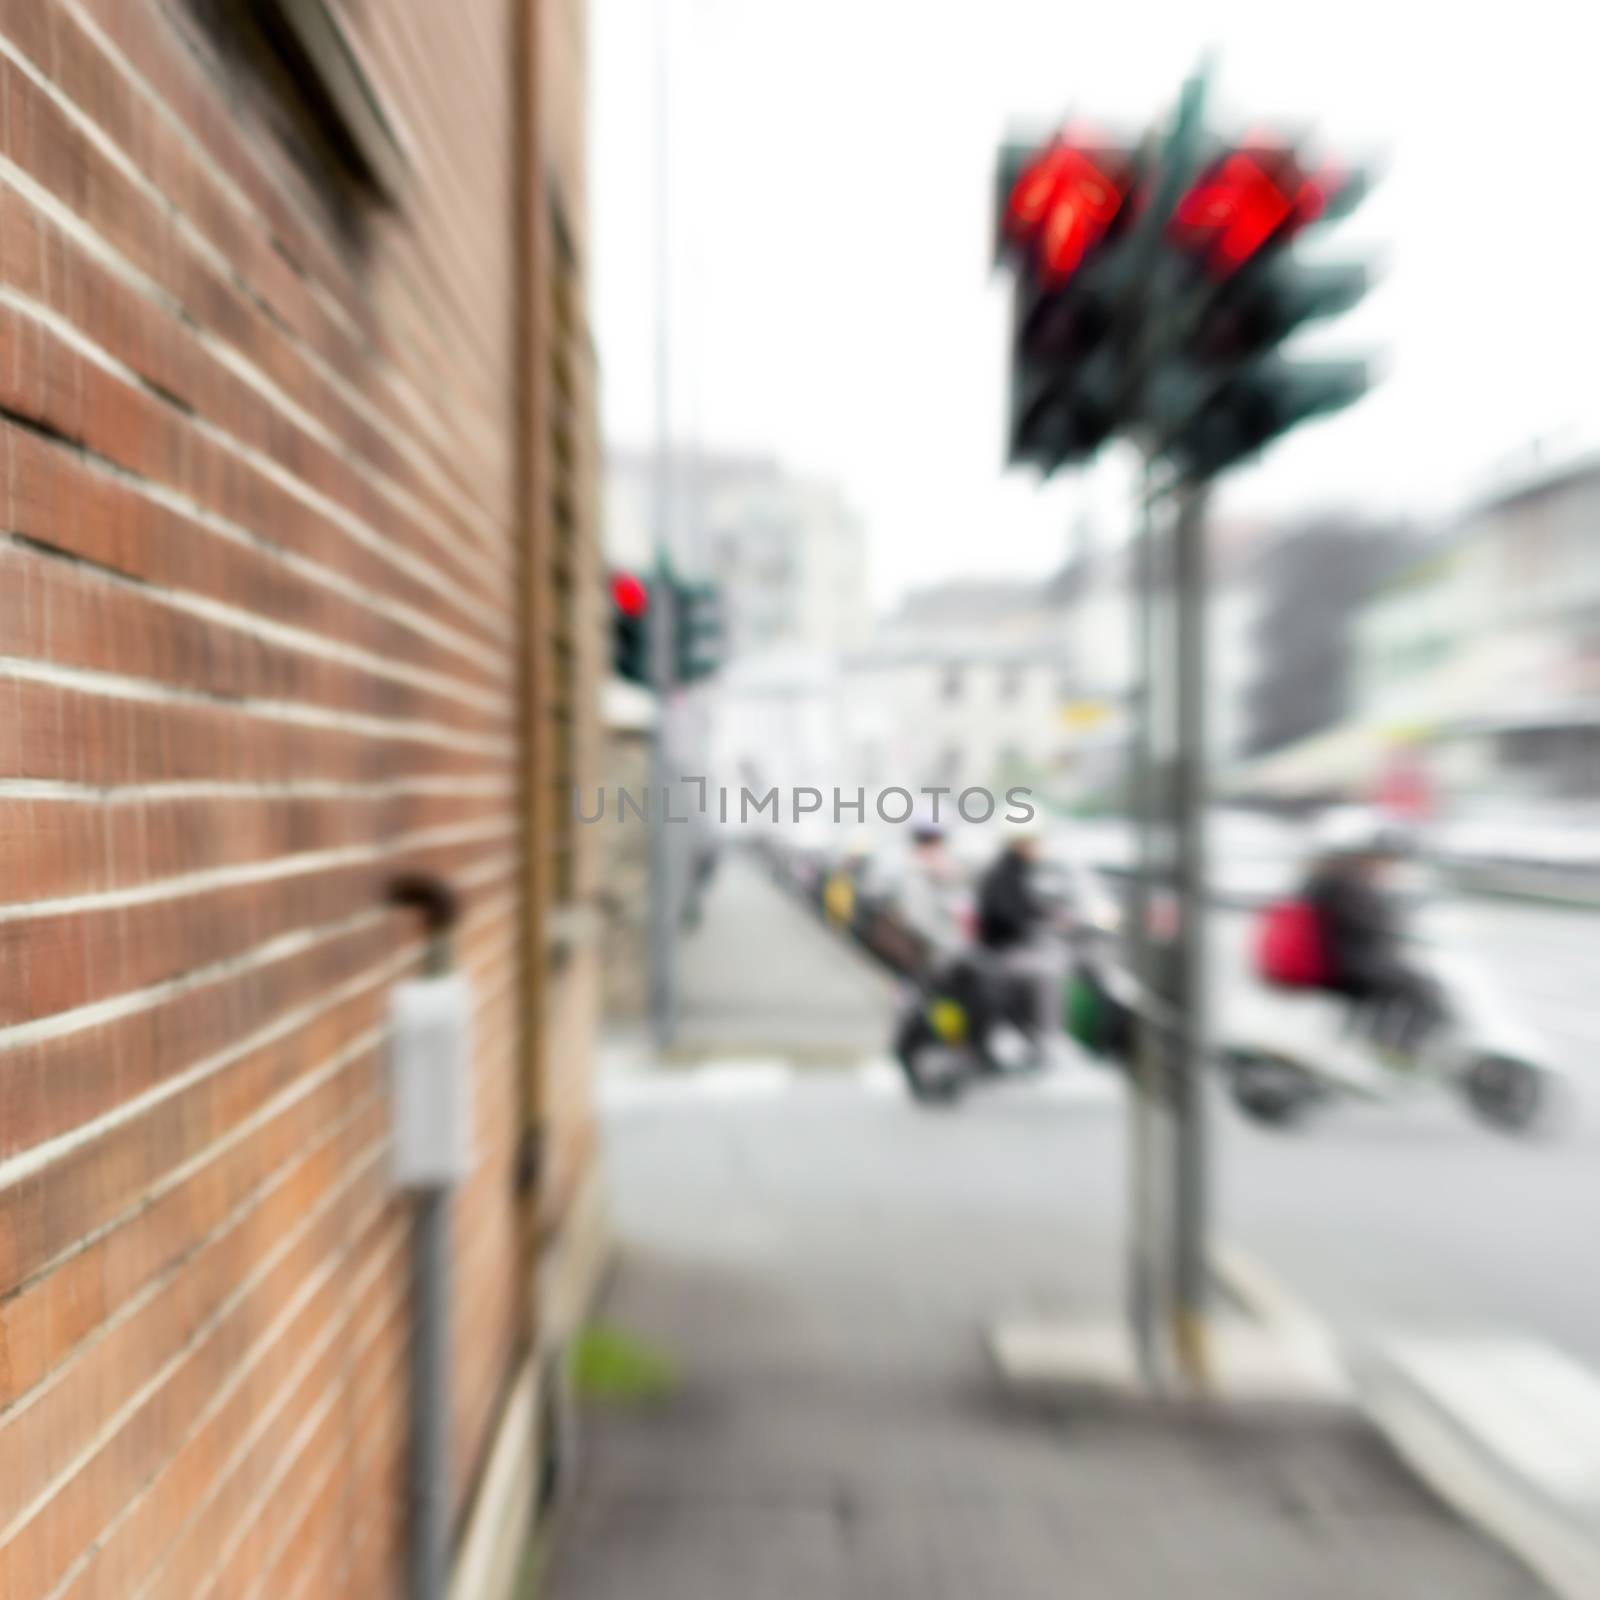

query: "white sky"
xmin=590 ymin=0 xmax=1600 ymax=606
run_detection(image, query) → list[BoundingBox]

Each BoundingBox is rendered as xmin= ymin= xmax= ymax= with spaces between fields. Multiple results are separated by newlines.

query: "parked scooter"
xmin=1220 ymin=935 xmax=1567 ymax=1135
xmin=893 ymin=952 xmax=1043 ymax=1104
xmin=893 ymin=912 xmax=1127 ymax=1105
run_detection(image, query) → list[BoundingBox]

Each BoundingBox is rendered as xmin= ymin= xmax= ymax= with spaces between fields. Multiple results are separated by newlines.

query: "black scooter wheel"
xmin=1225 ymin=1050 xmax=1320 ymax=1129
xmin=1463 ymin=1053 xmax=1549 ymax=1135
xmin=894 ymin=1012 xmax=969 ymax=1106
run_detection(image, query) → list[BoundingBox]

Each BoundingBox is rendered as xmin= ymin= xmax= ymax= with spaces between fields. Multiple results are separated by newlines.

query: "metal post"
xmin=649 ymin=575 xmax=677 ymax=1048
xmin=1169 ymin=478 xmax=1212 ymax=1386
xmin=1126 ymin=62 xmax=1212 ymax=1395
xmin=1126 ymin=462 xmax=1165 ymax=1386
xmin=389 ymin=876 xmax=461 ymax=1600
xmin=411 ymin=1192 xmax=450 ymax=1600
xmin=648 ymin=0 xmax=677 ymax=1049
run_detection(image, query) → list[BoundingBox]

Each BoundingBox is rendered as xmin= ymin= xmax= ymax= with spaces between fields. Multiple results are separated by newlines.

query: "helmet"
xmin=1314 ymin=807 xmax=1415 ymax=860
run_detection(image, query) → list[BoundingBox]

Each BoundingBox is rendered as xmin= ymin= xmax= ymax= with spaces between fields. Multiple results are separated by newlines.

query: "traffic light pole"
xmin=1168 ymin=475 xmax=1212 ymax=1385
xmin=1127 ymin=68 xmax=1210 ymax=1394
xmin=649 ymin=570 xmax=677 ymax=1049
xmin=649 ymin=0 xmax=677 ymax=1051
xmin=1000 ymin=64 xmax=1370 ymax=1394
xmin=1126 ymin=464 xmax=1167 ymax=1387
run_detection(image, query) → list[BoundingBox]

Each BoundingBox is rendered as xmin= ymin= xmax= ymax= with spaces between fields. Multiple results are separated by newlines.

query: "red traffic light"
xmin=610 ymin=570 xmax=649 ymax=618
xmin=1171 ymin=147 xmax=1330 ymax=274
xmin=1004 ymin=142 xmax=1131 ymax=284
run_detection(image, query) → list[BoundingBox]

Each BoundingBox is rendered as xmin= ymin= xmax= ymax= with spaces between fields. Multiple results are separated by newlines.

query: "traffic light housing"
xmin=1167 ymin=357 xmax=1370 ymax=479
xmin=610 ymin=569 xmax=653 ymax=687
xmin=997 ymin=138 xmax=1143 ymax=471
xmin=994 ymin=117 xmax=1375 ymax=483
xmin=1157 ymin=146 xmax=1373 ymax=474
xmin=673 ymin=579 xmax=724 ymax=685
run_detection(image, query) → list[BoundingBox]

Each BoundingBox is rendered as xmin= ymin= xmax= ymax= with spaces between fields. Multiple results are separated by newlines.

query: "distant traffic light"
xmin=673 ymin=579 xmax=724 ymax=684
xmin=610 ymin=568 xmax=653 ymax=687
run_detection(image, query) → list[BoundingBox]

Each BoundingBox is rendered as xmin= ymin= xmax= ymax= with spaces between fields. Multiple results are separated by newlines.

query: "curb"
xmin=1358 ymin=1338 xmax=1600 ymax=1600
xmin=1213 ymin=1245 xmax=1600 ymax=1600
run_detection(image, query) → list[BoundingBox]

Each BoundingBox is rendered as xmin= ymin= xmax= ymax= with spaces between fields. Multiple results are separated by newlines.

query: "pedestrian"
xmin=895 ymin=819 xmax=966 ymax=964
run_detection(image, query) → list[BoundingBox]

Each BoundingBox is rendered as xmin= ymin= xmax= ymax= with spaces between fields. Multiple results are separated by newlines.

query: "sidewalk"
xmin=544 ymin=1077 xmax=1546 ymax=1597
xmin=669 ymin=850 xmax=899 ymax=1064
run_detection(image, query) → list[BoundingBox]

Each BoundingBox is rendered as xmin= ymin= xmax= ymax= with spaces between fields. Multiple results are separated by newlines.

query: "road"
xmin=1212 ymin=892 xmax=1600 ymax=1369
xmin=665 ymin=855 xmax=1600 ymax=1378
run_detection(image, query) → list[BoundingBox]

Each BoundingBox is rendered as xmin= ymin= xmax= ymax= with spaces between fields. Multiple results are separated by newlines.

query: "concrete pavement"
xmin=544 ymin=854 xmax=1547 ymax=1597
xmin=545 ymin=1073 xmax=1544 ymax=1598
xmin=669 ymin=851 xmax=900 ymax=1064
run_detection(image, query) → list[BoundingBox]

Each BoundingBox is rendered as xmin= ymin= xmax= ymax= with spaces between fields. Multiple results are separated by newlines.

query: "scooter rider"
xmin=977 ymin=825 xmax=1048 ymax=950
xmin=1304 ymin=813 xmax=1445 ymax=1053
xmin=976 ymin=822 xmax=1062 ymax=1058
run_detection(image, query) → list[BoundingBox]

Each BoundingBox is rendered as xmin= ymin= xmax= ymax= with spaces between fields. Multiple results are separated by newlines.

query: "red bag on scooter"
xmin=1255 ymin=898 xmax=1330 ymax=988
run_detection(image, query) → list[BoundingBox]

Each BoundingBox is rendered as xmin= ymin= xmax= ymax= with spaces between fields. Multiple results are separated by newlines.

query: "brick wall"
xmin=0 ymin=1 xmax=595 ymax=1594
xmin=523 ymin=0 xmax=603 ymax=1290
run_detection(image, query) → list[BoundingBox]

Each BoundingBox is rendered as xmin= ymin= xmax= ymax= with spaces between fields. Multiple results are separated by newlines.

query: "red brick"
xmin=0 ymin=0 xmax=596 ymax=1590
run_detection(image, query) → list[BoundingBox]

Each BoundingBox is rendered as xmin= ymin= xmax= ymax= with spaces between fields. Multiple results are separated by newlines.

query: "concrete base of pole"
xmin=988 ymin=1311 xmax=1347 ymax=1406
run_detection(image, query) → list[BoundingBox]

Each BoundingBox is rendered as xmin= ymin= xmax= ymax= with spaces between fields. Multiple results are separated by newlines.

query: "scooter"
xmin=893 ymin=923 xmax=1124 ymax=1105
xmin=893 ymin=954 xmax=1041 ymax=1104
xmin=1219 ymin=938 xmax=1567 ymax=1136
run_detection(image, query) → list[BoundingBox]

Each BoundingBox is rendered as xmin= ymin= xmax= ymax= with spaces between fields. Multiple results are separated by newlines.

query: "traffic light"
xmin=610 ymin=568 xmax=653 ymax=687
xmin=1167 ymin=356 xmax=1370 ymax=480
xmin=673 ymin=579 xmax=724 ymax=684
xmin=993 ymin=113 xmax=1376 ymax=483
xmin=998 ymin=137 xmax=1138 ymax=285
xmin=1155 ymin=145 xmax=1373 ymax=473
xmin=996 ymin=137 xmax=1143 ymax=471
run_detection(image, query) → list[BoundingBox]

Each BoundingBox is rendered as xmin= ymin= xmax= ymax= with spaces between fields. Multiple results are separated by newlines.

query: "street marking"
xmin=695 ymin=1061 xmax=794 ymax=1098
xmin=859 ymin=1060 xmax=905 ymax=1098
xmin=599 ymin=1061 xmax=793 ymax=1109
xmin=600 ymin=1057 xmax=1121 ymax=1110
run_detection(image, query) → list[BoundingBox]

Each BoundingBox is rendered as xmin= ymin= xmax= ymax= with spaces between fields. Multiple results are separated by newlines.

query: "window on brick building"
xmin=184 ymin=0 xmax=407 ymax=213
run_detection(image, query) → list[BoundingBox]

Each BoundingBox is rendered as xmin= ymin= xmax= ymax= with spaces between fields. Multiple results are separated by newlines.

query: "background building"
xmin=0 ymin=4 xmax=604 ymax=1596
xmin=1240 ymin=515 xmax=1413 ymax=760
xmin=840 ymin=579 xmax=1072 ymax=802
xmin=1356 ymin=446 xmax=1600 ymax=813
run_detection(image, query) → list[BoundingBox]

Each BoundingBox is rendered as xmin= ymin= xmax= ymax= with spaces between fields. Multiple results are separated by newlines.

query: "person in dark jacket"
xmin=973 ymin=830 xmax=1059 ymax=1061
xmin=977 ymin=832 xmax=1047 ymax=951
xmin=1304 ymin=824 xmax=1443 ymax=1051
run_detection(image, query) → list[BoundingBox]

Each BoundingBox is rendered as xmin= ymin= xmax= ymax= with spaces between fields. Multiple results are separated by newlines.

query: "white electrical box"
xmin=388 ymin=975 xmax=475 ymax=1190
